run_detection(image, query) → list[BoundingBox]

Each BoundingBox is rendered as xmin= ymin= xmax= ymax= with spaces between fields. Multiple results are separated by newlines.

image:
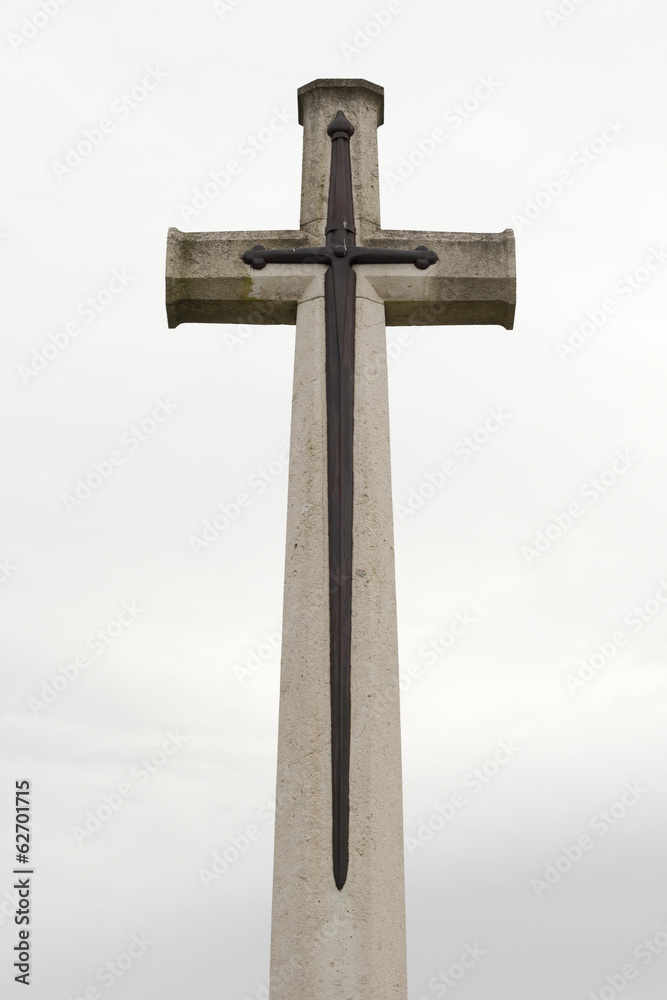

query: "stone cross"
xmin=166 ymin=78 xmax=515 ymax=1000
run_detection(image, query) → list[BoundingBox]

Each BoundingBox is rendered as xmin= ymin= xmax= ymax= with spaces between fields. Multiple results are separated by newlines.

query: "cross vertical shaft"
xmin=269 ymin=81 xmax=408 ymax=1000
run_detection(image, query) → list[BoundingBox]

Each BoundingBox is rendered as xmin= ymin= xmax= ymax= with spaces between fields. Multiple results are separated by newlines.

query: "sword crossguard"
xmin=243 ymin=244 xmax=331 ymax=269
xmin=345 ymin=245 xmax=438 ymax=269
xmin=244 ymin=243 xmax=438 ymax=271
xmin=242 ymin=245 xmax=268 ymax=269
xmin=414 ymin=245 xmax=436 ymax=270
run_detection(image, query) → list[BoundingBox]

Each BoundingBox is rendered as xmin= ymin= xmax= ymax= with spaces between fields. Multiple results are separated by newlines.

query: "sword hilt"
xmin=242 ymin=244 xmax=330 ymax=269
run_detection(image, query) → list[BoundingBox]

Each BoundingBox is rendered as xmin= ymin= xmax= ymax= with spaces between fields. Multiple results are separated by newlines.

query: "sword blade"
xmin=326 ymin=257 xmax=355 ymax=890
xmin=325 ymin=110 xmax=357 ymax=890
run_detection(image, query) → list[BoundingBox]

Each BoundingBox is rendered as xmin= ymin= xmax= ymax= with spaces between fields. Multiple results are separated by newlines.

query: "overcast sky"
xmin=2 ymin=1 xmax=667 ymax=998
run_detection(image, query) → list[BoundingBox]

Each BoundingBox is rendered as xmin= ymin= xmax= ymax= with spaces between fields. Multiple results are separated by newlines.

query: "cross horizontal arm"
xmin=166 ymin=226 xmax=515 ymax=330
xmin=166 ymin=228 xmax=324 ymax=327
xmin=362 ymin=228 xmax=515 ymax=328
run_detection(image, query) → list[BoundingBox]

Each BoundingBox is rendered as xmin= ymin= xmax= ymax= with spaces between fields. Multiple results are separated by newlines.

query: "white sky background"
xmin=1 ymin=0 xmax=667 ymax=997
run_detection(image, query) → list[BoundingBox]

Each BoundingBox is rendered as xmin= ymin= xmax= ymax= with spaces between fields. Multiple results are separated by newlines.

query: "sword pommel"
xmin=327 ymin=110 xmax=355 ymax=140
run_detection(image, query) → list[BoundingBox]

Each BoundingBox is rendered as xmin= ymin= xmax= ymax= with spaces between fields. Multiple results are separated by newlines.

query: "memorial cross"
xmin=166 ymin=78 xmax=515 ymax=1000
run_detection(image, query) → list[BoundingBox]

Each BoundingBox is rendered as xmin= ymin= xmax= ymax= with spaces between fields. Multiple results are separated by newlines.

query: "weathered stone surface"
xmin=166 ymin=230 xmax=318 ymax=327
xmin=166 ymin=227 xmax=515 ymax=328
xmin=365 ymin=229 xmax=515 ymax=327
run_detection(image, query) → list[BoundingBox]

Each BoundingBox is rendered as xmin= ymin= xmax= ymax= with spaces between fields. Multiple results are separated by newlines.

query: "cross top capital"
xmin=297 ymin=78 xmax=384 ymax=126
xmin=297 ymin=79 xmax=385 ymax=238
